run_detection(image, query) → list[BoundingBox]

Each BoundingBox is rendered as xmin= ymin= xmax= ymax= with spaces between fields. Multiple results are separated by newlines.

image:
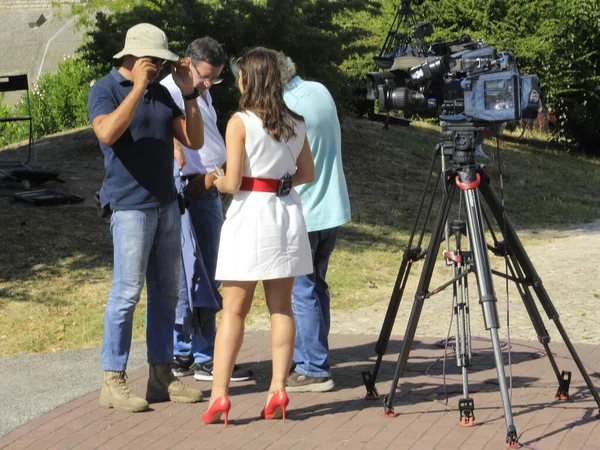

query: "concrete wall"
xmin=0 ymin=1 xmax=78 ymax=9
xmin=0 ymin=0 xmax=85 ymax=102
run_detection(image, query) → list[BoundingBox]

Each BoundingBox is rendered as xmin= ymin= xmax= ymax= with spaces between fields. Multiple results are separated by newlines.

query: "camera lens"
xmin=390 ymin=88 xmax=426 ymax=110
xmin=409 ymin=55 xmax=455 ymax=85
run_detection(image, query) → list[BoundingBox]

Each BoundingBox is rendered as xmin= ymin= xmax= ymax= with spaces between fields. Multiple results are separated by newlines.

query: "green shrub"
xmin=0 ymin=93 xmax=29 ymax=148
xmin=0 ymin=57 xmax=95 ymax=148
xmin=55 ymin=0 xmax=600 ymax=153
xmin=27 ymin=56 xmax=95 ymax=137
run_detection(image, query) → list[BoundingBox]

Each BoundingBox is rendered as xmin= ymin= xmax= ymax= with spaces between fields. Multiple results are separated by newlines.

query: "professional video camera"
xmin=366 ymin=1 xmax=541 ymax=123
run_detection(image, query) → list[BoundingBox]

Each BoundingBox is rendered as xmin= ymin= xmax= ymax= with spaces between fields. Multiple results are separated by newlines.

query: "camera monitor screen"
xmin=463 ymin=70 xmax=520 ymax=122
xmin=484 ymin=79 xmax=515 ymax=111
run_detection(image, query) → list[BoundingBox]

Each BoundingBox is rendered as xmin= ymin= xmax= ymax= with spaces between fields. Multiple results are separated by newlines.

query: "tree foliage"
xmin=28 ymin=0 xmax=600 ymax=154
xmin=69 ymin=0 xmax=379 ymax=129
xmin=410 ymin=0 xmax=600 ymax=153
xmin=0 ymin=57 xmax=94 ymax=148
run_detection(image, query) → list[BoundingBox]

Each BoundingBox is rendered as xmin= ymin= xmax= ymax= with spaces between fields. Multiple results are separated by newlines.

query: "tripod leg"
xmin=460 ymin=175 xmax=519 ymax=446
xmin=447 ymin=220 xmax=477 ymax=426
xmin=483 ymin=207 xmax=565 ymax=386
xmin=362 ymin=254 xmax=412 ymax=399
xmin=363 ymin=148 xmax=444 ymax=399
xmin=482 ymin=211 xmax=572 ymax=404
xmin=479 ymin=179 xmax=600 ymax=413
xmin=454 ymin=235 xmax=475 ymax=427
xmin=382 ymin=183 xmax=456 ymax=416
xmin=505 ymin=252 xmax=564 ymax=389
xmin=456 ymin=268 xmax=476 ymax=427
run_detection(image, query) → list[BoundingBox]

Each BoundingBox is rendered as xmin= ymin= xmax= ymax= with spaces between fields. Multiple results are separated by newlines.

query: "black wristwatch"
xmin=182 ymin=88 xmax=199 ymax=101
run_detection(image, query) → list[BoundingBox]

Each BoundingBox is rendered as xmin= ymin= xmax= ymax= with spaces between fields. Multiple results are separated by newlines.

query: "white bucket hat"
xmin=113 ymin=23 xmax=179 ymax=61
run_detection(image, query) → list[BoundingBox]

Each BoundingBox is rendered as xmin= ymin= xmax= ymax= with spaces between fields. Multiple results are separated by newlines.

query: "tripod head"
xmin=439 ymin=120 xmax=486 ymax=167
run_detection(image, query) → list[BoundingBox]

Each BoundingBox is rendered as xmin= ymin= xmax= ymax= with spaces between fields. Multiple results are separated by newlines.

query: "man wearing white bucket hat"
xmin=88 ymin=23 xmax=204 ymax=413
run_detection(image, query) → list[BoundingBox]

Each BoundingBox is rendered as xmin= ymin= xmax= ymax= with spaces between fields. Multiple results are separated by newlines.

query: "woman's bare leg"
xmin=263 ymin=277 xmax=295 ymax=402
xmin=209 ymin=280 xmax=256 ymax=405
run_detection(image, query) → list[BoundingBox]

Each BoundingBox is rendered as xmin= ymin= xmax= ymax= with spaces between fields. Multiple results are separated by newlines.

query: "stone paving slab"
xmin=1 ymin=331 xmax=600 ymax=449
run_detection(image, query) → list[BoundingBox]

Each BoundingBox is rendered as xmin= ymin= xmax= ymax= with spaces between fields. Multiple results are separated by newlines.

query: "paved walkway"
xmin=1 ymin=331 xmax=600 ymax=449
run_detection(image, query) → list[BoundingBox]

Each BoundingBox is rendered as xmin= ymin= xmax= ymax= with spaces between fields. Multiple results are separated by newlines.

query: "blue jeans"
xmin=292 ymin=227 xmax=340 ymax=378
xmin=173 ymin=189 xmax=223 ymax=364
xmin=101 ymin=201 xmax=181 ymax=371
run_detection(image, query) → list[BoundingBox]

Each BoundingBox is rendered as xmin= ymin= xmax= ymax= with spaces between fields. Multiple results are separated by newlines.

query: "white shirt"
xmin=160 ymin=74 xmax=226 ymax=175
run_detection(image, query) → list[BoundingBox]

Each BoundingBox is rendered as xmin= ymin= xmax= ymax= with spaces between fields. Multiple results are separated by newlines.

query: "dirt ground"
xmin=247 ymin=220 xmax=600 ymax=345
xmin=322 ymin=222 xmax=600 ymax=345
xmin=3 ymin=127 xmax=599 ymax=347
xmin=0 ymin=127 xmax=104 ymax=210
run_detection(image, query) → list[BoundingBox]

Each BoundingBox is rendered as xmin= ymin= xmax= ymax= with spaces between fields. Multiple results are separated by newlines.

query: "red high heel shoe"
xmin=261 ymin=389 xmax=289 ymax=421
xmin=202 ymin=395 xmax=231 ymax=426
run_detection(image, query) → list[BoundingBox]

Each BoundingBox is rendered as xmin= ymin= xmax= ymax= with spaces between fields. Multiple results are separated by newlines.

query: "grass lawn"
xmin=1 ymin=118 xmax=599 ymax=356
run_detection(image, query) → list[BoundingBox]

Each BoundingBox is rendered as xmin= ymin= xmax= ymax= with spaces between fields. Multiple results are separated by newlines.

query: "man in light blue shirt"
xmin=279 ymin=54 xmax=351 ymax=392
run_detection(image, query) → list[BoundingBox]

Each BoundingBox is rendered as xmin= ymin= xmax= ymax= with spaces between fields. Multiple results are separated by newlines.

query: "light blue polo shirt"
xmin=284 ymin=76 xmax=351 ymax=232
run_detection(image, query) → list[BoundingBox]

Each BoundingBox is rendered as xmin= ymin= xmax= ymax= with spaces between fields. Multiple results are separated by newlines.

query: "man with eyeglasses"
xmin=161 ymin=37 xmax=253 ymax=384
xmin=88 ymin=23 xmax=205 ymax=412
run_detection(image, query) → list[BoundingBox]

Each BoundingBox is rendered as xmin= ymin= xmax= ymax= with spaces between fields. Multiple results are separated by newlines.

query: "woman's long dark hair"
xmin=235 ymin=47 xmax=303 ymax=142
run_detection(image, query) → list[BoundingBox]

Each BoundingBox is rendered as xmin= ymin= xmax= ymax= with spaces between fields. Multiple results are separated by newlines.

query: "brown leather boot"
xmin=146 ymin=364 xmax=203 ymax=403
xmin=99 ymin=371 xmax=149 ymax=412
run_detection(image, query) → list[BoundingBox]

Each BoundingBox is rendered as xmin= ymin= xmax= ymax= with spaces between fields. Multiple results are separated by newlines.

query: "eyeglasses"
xmin=191 ymin=64 xmax=223 ymax=85
xmin=143 ymin=56 xmax=166 ymax=66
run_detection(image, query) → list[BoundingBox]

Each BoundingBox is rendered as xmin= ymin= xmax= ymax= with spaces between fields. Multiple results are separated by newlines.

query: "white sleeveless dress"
xmin=215 ymin=111 xmax=313 ymax=281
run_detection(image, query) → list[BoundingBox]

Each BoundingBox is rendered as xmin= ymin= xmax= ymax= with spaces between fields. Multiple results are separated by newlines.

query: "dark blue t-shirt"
xmin=88 ymin=68 xmax=183 ymax=210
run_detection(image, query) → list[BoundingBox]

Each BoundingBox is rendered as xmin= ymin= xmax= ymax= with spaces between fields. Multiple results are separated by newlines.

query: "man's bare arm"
xmin=92 ymin=59 xmax=152 ymax=146
xmin=172 ymin=99 xmax=204 ymax=150
xmin=171 ymin=60 xmax=204 ymax=150
xmin=174 ymin=139 xmax=186 ymax=170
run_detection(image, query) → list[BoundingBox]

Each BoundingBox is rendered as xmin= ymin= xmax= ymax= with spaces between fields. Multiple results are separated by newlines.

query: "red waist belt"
xmin=239 ymin=177 xmax=279 ymax=193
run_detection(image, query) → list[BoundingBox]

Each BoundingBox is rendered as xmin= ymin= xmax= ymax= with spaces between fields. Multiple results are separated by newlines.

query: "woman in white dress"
xmin=202 ymin=47 xmax=315 ymax=426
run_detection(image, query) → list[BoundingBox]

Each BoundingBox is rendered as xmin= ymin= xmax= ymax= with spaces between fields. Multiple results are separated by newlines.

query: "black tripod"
xmin=361 ymin=120 xmax=600 ymax=447
xmin=375 ymin=0 xmax=428 ymax=69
